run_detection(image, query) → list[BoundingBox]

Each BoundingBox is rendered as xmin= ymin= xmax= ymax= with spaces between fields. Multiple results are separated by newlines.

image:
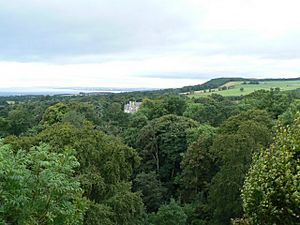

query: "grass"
xmin=188 ymin=80 xmax=300 ymax=98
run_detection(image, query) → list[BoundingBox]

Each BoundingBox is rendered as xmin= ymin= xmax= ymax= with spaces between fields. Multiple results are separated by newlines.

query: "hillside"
xmin=181 ymin=77 xmax=300 ymax=97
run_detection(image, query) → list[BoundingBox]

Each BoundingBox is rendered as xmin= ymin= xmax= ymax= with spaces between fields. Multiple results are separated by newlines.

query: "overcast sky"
xmin=1 ymin=0 xmax=300 ymax=88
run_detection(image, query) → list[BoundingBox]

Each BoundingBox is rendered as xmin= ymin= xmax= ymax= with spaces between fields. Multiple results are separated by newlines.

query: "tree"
xmin=139 ymin=98 xmax=167 ymax=120
xmin=183 ymin=103 xmax=205 ymax=122
xmin=190 ymin=96 xmax=239 ymax=126
xmin=208 ymin=110 xmax=273 ymax=224
xmin=133 ymin=172 xmax=166 ymax=212
xmin=136 ymin=115 xmax=198 ymax=199
xmin=0 ymin=143 xmax=86 ymax=225
xmin=5 ymin=124 xmax=145 ymax=225
xmin=179 ymin=125 xmax=217 ymax=202
xmin=161 ymin=94 xmax=187 ymax=116
xmin=279 ymin=99 xmax=300 ymax=126
xmin=149 ymin=199 xmax=187 ymax=225
xmin=5 ymin=108 xmax=33 ymax=135
xmin=123 ymin=113 xmax=148 ymax=149
xmin=242 ymin=118 xmax=300 ymax=225
xmin=41 ymin=102 xmax=68 ymax=126
xmin=241 ymin=90 xmax=292 ymax=118
xmin=178 ymin=125 xmax=217 ymax=224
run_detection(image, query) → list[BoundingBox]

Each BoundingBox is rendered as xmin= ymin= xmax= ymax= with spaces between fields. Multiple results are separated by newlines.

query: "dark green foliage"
xmin=149 ymin=199 xmax=187 ymax=225
xmin=184 ymin=94 xmax=239 ymax=126
xmin=133 ymin=172 xmax=166 ymax=212
xmin=180 ymin=78 xmax=247 ymax=93
xmin=6 ymin=124 xmax=144 ymax=225
xmin=62 ymin=110 xmax=87 ymax=128
xmin=208 ymin=110 xmax=273 ymax=224
xmin=179 ymin=125 xmax=216 ymax=202
xmin=161 ymin=94 xmax=187 ymax=116
xmin=0 ymin=81 xmax=299 ymax=225
xmin=136 ymin=115 xmax=198 ymax=200
xmin=139 ymin=94 xmax=187 ymax=120
xmin=123 ymin=113 xmax=148 ymax=148
xmin=139 ymin=98 xmax=167 ymax=120
xmin=241 ymin=89 xmax=293 ymax=118
xmin=178 ymin=125 xmax=217 ymax=224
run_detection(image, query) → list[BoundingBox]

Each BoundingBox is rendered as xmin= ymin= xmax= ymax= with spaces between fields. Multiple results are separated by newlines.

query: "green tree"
xmin=41 ymin=102 xmax=68 ymax=126
xmin=242 ymin=119 xmax=300 ymax=225
xmin=279 ymin=99 xmax=300 ymax=125
xmin=183 ymin=103 xmax=205 ymax=122
xmin=178 ymin=125 xmax=217 ymax=224
xmin=179 ymin=124 xmax=217 ymax=202
xmin=208 ymin=110 xmax=273 ymax=224
xmin=149 ymin=199 xmax=187 ymax=225
xmin=6 ymin=124 xmax=144 ymax=225
xmin=241 ymin=90 xmax=292 ymax=118
xmin=133 ymin=172 xmax=166 ymax=212
xmin=161 ymin=94 xmax=187 ymax=116
xmin=5 ymin=108 xmax=34 ymax=135
xmin=0 ymin=143 xmax=86 ymax=225
xmin=189 ymin=96 xmax=239 ymax=126
xmin=139 ymin=98 xmax=167 ymax=120
xmin=137 ymin=115 xmax=198 ymax=199
xmin=123 ymin=113 xmax=148 ymax=149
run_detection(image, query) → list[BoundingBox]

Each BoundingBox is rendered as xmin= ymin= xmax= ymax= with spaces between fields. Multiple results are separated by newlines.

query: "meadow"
xmin=188 ymin=80 xmax=300 ymax=97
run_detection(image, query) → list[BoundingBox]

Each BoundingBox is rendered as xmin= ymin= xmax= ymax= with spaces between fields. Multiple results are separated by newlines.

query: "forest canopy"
xmin=0 ymin=85 xmax=299 ymax=225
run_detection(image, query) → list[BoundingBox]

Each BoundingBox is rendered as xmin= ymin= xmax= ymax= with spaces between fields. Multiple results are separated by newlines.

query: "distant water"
xmin=0 ymin=88 xmax=122 ymax=96
xmin=0 ymin=87 xmax=157 ymax=96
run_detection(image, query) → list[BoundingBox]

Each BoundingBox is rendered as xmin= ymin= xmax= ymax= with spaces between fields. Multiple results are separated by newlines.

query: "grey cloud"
xmin=1 ymin=0 xmax=300 ymax=65
xmin=135 ymin=72 xmax=261 ymax=80
xmin=0 ymin=0 xmax=194 ymax=61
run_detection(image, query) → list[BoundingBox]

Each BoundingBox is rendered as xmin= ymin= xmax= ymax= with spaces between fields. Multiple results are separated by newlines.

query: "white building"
xmin=124 ymin=101 xmax=142 ymax=113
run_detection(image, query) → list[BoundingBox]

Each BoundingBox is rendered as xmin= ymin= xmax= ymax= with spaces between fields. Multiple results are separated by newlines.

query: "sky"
xmin=1 ymin=0 xmax=300 ymax=88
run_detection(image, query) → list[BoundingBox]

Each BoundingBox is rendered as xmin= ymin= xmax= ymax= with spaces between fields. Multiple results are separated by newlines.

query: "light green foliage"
xmin=231 ymin=218 xmax=250 ymax=225
xmin=149 ymin=199 xmax=187 ymax=225
xmin=41 ymin=102 xmax=68 ymax=126
xmin=242 ymin=119 xmax=300 ymax=225
xmin=0 ymin=143 xmax=86 ymax=225
xmin=279 ymin=99 xmax=300 ymax=125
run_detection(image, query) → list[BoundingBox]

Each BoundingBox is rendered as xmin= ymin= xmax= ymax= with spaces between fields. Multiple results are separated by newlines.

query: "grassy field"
xmin=188 ymin=80 xmax=300 ymax=97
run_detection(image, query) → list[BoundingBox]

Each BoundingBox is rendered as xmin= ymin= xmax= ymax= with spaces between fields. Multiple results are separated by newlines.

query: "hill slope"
xmin=180 ymin=77 xmax=300 ymax=97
